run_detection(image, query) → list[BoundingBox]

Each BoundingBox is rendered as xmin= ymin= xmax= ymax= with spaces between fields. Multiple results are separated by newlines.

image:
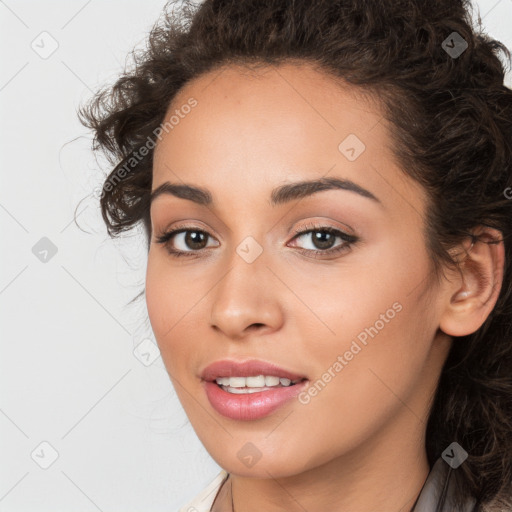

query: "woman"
xmin=78 ymin=0 xmax=512 ymax=510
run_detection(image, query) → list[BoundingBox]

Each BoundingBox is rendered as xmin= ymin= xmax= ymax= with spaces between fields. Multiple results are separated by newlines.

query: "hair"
xmin=77 ymin=0 xmax=512 ymax=509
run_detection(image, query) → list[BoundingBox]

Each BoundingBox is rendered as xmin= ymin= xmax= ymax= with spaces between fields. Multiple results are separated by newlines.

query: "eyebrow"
xmin=149 ymin=177 xmax=382 ymax=207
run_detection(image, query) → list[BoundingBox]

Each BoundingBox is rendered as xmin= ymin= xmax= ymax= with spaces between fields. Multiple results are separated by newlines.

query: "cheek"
xmin=146 ymin=250 xmax=196 ymax=330
xmin=145 ymin=253 xmax=196 ymax=371
xmin=145 ymin=255 xmax=169 ymax=338
xmin=284 ymin=310 xmax=433 ymax=471
xmin=299 ymin=238 xmax=436 ymax=407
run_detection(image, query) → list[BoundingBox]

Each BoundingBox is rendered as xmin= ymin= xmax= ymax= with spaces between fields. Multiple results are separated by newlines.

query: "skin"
xmin=145 ymin=62 xmax=504 ymax=511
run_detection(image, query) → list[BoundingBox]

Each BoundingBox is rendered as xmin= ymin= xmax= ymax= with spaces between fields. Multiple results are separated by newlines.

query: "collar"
xmin=411 ymin=456 xmax=477 ymax=512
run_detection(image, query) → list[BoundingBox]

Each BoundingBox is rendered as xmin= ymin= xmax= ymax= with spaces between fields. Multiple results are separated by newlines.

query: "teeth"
xmin=227 ymin=377 xmax=246 ymax=388
xmin=265 ymin=376 xmax=280 ymax=386
xmin=214 ymin=375 xmax=300 ymax=388
xmin=246 ymin=375 xmax=265 ymax=387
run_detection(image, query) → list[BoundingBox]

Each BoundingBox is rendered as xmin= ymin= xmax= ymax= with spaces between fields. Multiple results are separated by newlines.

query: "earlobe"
xmin=439 ymin=227 xmax=505 ymax=338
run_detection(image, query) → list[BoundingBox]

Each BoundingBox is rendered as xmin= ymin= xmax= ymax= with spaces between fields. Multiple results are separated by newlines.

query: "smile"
xmin=215 ymin=375 xmax=304 ymax=393
xmin=201 ymin=359 xmax=309 ymax=420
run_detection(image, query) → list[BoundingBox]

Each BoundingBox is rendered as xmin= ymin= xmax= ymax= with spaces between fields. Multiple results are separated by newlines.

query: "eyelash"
xmin=155 ymin=222 xmax=358 ymax=259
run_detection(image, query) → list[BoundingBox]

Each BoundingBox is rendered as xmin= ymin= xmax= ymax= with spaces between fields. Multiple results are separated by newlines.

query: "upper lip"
xmin=200 ymin=359 xmax=308 ymax=382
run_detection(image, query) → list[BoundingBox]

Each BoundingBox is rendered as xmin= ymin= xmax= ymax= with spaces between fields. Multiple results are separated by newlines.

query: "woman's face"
xmin=146 ymin=63 xmax=453 ymax=477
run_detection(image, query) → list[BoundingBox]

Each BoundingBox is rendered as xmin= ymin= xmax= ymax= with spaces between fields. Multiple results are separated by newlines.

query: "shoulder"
xmin=177 ymin=470 xmax=229 ymax=512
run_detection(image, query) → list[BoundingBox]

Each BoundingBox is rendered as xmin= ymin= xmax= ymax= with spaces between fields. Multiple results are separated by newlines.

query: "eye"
xmin=154 ymin=222 xmax=359 ymax=259
xmin=288 ymin=222 xmax=358 ymax=258
xmin=155 ymin=225 xmax=219 ymax=257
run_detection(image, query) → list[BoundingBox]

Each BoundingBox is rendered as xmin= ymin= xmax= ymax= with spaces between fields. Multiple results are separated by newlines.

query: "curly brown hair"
xmin=77 ymin=0 xmax=512 ymax=509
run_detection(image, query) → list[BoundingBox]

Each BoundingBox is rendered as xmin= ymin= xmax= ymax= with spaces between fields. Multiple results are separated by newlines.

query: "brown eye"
xmin=155 ymin=227 xmax=220 ymax=256
xmin=307 ymin=230 xmax=337 ymax=250
xmin=290 ymin=225 xmax=358 ymax=257
xmin=181 ymin=230 xmax=209 ymax=250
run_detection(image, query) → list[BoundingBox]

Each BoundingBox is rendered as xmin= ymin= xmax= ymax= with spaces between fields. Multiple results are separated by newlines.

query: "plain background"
xmin=1 ymin=1 xmax=511 ymax=510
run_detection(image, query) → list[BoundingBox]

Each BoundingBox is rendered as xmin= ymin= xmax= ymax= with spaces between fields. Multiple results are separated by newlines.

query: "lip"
xmin=201 ymin=359 xmax=309 ymax=421
xmin=200 ymin=359 xmax=307 ymax=382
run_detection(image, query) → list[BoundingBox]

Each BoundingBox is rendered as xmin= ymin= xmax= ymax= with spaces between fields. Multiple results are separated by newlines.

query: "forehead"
xmin=151 ymin=62 xmax=426 ymax=218
xmin=155 ymin=63 xmax=383 ymax=165
xmin=162 ymin=61 xmax=383 ymax=138
xmin=173 ymin=60 xmax=378 ymax=109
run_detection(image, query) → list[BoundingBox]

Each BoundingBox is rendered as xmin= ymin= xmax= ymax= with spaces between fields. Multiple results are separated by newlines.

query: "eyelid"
xmin=289 ymin=219 xmax=355 ymax=239
xmin=154 ymin=223 xmax=220 ymax=247
xmin=287 ymin=222 xmax=357 ymax=250
xmin=156 ymin=220 xmax=219 ymax=240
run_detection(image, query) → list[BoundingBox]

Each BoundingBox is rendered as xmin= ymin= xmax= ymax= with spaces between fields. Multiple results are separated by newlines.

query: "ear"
xmin=439 ymin=227 xmax=505 ymax=337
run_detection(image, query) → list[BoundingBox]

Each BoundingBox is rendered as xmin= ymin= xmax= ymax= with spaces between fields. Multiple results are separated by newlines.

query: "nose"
xmin=209 ymin=247 xmax=285 ymax=340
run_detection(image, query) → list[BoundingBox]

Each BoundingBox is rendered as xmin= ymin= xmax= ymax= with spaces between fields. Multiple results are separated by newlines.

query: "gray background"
xmin=1 ymin=1 xmax=511 ymax=510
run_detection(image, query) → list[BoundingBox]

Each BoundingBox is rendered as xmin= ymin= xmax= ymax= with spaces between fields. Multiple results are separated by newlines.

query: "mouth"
xmin=200 ymin=359 xmax=309 ymax=420
xmin=213 ymin=375 xmax=307 ymax=394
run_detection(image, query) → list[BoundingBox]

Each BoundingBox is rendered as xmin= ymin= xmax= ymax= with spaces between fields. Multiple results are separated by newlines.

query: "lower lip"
xmin=204 ymin=380 xmax=308 ymax=421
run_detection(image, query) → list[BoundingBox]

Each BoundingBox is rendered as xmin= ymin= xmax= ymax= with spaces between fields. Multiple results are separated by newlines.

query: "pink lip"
xmin=201 ymin=359 xmax=308 ymax=421
xmin=200 ymin=359 xmax=307 ymax=382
